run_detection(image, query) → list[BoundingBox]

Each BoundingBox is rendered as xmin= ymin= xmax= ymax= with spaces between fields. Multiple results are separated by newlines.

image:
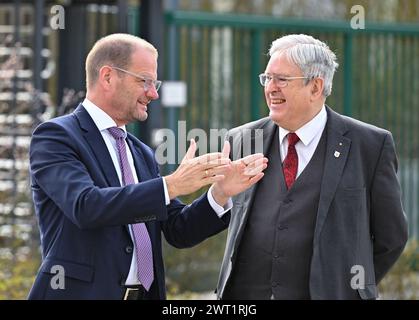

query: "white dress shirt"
xmin=82 ymin=98 xmax=231 ymax=285
xmin=279 ymin=106 xmax=327 ymax=178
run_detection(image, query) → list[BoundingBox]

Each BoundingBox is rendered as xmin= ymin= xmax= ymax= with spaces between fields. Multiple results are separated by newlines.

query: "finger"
xmin=192 ymin=152 xmax=228 ymax=165
xmin=184 ymin=139 xmax=197 ymax=161
xmin=244 ymin=156 xmax=268 ymax=170
xmin=205 ymin=158 xmax=232 ymax=168
xmin=222 ymin=140 xmax=230 ymax=158
xmin=245 ymin=156 xmax=268 ymax=168
xmin=247 ymin=172 xmax=265 ymax=185
xmin=231 ymin=159 xmax=247 ymax=171
xmin=206 ymin=164 xmax=231 ymax=176
xmin=244 ymin=163 xmax=268 ymax=176
xmin=240 ymin=153 xmax=265 ymax=165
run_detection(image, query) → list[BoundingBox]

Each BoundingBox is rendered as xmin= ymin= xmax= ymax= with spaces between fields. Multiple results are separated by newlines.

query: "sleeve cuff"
xmin=207 ymin=185 xmax=233 ymax=218
xmin=162 ymin=177 xmax=171 ymax=206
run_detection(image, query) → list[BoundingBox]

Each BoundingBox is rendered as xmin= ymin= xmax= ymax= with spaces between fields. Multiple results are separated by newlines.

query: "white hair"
xmin=269 ymin=34 xmax=339 ymax=97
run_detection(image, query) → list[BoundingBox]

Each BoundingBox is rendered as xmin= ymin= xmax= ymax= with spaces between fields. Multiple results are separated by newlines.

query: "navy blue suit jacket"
xmin=28 ymin=105 xmax=229 ymax=299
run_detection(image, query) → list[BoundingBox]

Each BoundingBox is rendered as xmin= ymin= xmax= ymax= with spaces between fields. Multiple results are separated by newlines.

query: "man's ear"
xmin=98 ymin=66 xmax=113 ymax=89
xmin=310 ymin=77 xmax=325 ymax=100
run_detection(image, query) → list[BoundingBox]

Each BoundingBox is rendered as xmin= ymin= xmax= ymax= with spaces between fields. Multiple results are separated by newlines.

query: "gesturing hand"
xmin=165 ymin=139 xmax=231 ymax=199
xmin=211 ymin=142 xmax=268 ymax=206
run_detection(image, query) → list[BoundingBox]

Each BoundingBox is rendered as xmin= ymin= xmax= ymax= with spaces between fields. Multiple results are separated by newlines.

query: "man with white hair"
xmin=216 ymin=34 xmax=408 ymax=300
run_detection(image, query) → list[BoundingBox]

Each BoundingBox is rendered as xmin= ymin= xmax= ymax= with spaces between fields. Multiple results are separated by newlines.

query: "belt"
xmin=123 ymin=284 xmax=146 ymax=300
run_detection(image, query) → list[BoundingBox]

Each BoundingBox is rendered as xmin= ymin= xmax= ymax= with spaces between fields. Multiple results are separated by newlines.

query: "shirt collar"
xmin=279 ymin=105 xmax=327 ymax=146
xmin=82 ymin=98 xmax=127 ymax=135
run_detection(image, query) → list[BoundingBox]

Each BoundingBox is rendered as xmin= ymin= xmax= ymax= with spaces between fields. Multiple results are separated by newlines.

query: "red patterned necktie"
xmin=108 ymin=127 xmax=154 ymax=291
xmin=283 ymin=133 xmax=300 ymax=189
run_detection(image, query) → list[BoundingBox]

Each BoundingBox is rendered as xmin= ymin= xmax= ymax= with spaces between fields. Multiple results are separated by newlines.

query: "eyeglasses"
xmin=110 ymin=66 xmax=162 ymax=92
xmin=259 ymin=73 xmax=309 ymax=88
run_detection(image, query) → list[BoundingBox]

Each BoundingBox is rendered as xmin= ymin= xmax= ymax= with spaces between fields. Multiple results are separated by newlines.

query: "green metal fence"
xmin=163 ymin=11 xmax=419 ymax=239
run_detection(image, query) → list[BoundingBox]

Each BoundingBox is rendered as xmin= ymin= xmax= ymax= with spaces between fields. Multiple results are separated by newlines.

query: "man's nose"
xmin=266 ymin=79 xmax=281 ymax=93
xmin=147 ymin=86 xmax=159 ymax=100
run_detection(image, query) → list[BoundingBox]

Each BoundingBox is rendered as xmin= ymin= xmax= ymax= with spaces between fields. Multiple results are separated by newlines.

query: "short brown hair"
xmin=85 ymin=33 xmax=158 ymax=90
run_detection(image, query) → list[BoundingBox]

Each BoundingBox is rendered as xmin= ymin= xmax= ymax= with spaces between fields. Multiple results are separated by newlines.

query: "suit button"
xmin=274 ymin=251 xmax=284 ymax=258
xmin=125 ymin=246 xmax=133 ymax=254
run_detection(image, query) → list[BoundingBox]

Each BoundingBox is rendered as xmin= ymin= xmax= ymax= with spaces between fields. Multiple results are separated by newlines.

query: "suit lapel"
xmin=233 ymin=119 xmax=278 ymax=251
xmin=74 ymin=104 xmax=120 ymax=187
xmin=242 ymin=120 xmax=278 ymax=210
xmin=313 ymin=107 xmax=351 ymax=245
xmin=126 ymin=137 xmax=153 ymax=182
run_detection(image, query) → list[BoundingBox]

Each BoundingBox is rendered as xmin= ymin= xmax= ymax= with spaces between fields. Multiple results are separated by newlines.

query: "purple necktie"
xmin=107 ymin=127 xmax=154 ymax=291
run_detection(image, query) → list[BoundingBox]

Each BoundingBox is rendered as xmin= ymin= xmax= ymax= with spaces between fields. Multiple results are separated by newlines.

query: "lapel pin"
xmin=334 ymin=151 xmax=340 ymax=158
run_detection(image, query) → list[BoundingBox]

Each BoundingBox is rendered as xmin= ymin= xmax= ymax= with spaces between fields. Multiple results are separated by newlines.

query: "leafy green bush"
xmin=378 ymin=240 xmax=419 ymax=299
xmin=0 ymin=251 xmax=40 ymax=300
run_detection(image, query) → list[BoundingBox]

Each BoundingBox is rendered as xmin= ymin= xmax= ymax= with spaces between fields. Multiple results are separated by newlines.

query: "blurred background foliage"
xmin=179 ymin=0 xmax=419 ymax=23
xmin=378 ymin=240 xmax=419 ymax=300
xmin=0 ymin=244 xmax=39 ymax=300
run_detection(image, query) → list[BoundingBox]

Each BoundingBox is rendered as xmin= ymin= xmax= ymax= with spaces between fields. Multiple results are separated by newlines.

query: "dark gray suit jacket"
xmin=216 ymin=106 xmax=408 ymax=299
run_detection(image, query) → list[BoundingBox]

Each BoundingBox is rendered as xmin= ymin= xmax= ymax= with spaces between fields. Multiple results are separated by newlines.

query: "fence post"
xmin=250 ymin=29 xmax=262 ymax=121
xmin=343 ymin=32 xmax=353 ymax=116
xmin=166 ymin=1 xmax=179 ymax=173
